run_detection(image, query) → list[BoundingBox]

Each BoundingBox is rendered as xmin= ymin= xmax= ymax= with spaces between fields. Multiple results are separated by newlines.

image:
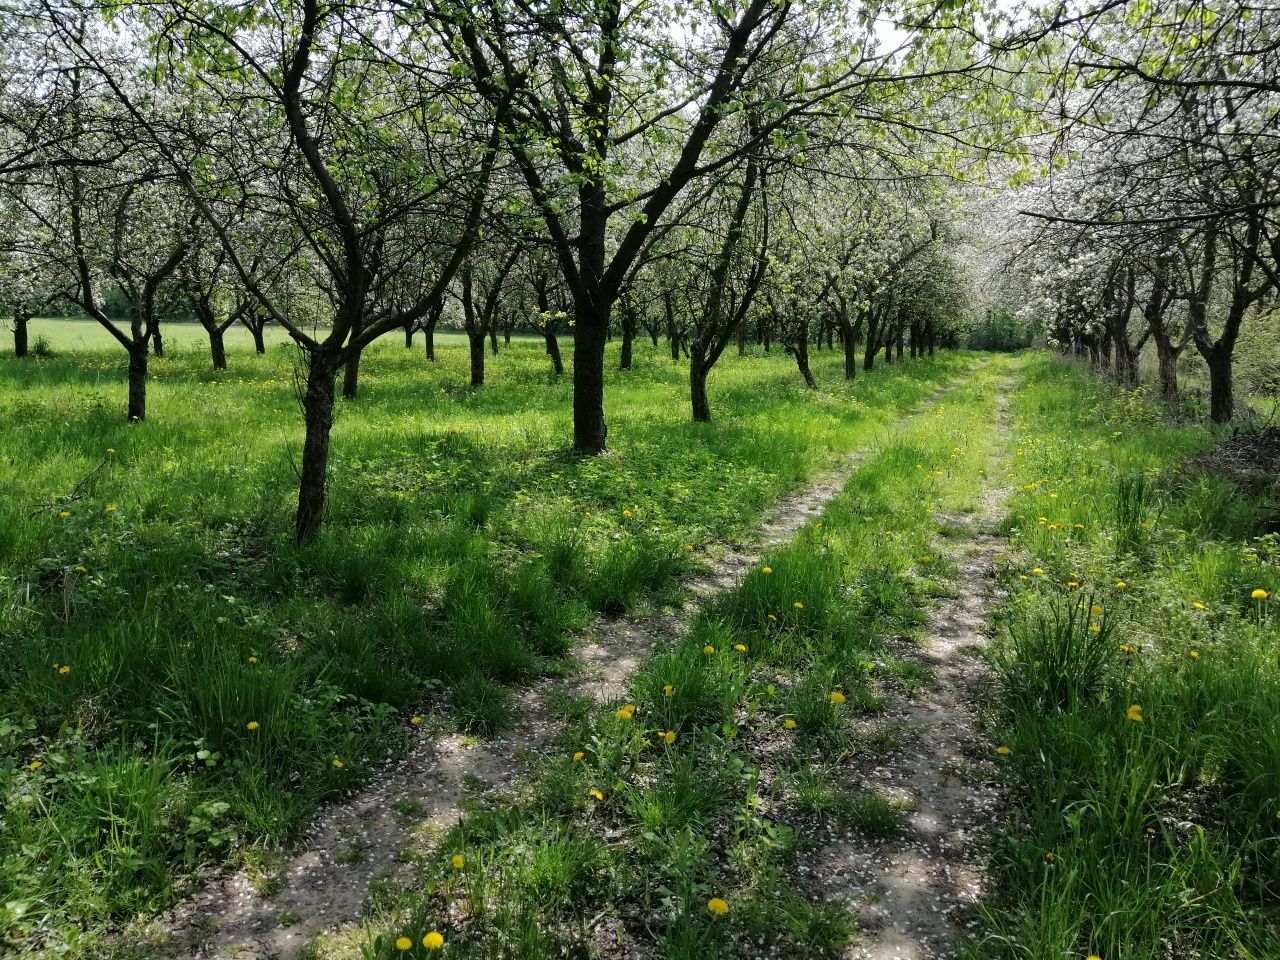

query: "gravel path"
xmin=809 ymin=389 xmax=1013 ymax=960
xmin=149 ymin=384 xmax=962 ymax=960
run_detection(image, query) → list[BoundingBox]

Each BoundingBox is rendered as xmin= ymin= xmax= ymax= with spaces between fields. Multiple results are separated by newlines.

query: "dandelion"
xmin=423 ymin=931 xmax=445 ymax=950
xmin=59 ymin=511 xmax=71 ymax=518
xmin=733 ymin=643 xmax=747 ymax=653
xmin=451 ymin=854 xmax=465 ymax=870
xmin=706 ymin=897 xmax=729 ymax=916
xmin=1192 ymin=602 xmax=1206 ymax=610
xmin=246 ymin=720 xmax=260 ymax=731
xmin=589 ymin=788 xmax=604 ymax=801
xmin=1032 ymin=567 xmax=1044 ymax=575
xmin=332 ymin=758 xmax=344 ymax=768
xmin=1090 ymin=604 xmax=1103 ymax=616
xmin=247 ymin=655 xmax=258 ymax=664
xmin=1087 ymin=955 xmax=1103 ymax=960
xmin=995 ymin=746 xmax=1011 ymax=755
xmin=1145 ymin=826 xmax=1156 ymax=836
xmin=1253 ymin=589 xmax=1271 ymax=601
xmin=107 ymin=448 xmax=115 ymax=454
xmin=1067 ymin=580 xmax=1080 ymax=589
xmin=793 ymin=601 xmax=804 ymax=610
xmin=761 ymin=566 xmax=773 ymax=575
xmin=192 ymin=520 xmax=204 ymax=528
xmin=703 ymin=645 xmax=716 ymax=655
xmin=395 ymin=936 xmax=413 ymax=951
xmin=572 ymin=751 xmax=585 ymax=762
xmin=784 ymin=718 xmax=798 ymax=730
xmin=1126 ymin=704 xmax=1143 ymax=723
xmin=830 ymin=691 xmax=846 ymax=704
xmin=659 ymin=730 xmax=676 ymax=745
xmin=616 ymin=706 xmax=634 ymax=721
xmin=1115 ymin=580 xmax=1127 ymax=589
xmin=1088 ymin=624 xmax=1101 ymax=634
xmin=622 ymin=509 xmax=632 ymax=518
xmin=663 ymin=684 xmax=674 ymax=697
xmin=1044 ymin=852 xmax=1055 ymax=862
xmin=73 ymin=564 xmax=87 ymax=574
xmin=1187 ymin=650 xmax=1200 ymax=660
xmin=1119 ymin=644 xmax=1137 ymax=655
xmin=57 ymin=664 xmax=71 ymax=675
xmin=105 ymin=504 xmax=117 ymax=513
xmin=27 ymin=760 xmax=42 ymax=770
xmin=1018 ymin=575 xmax=1029 ymax=581
xmin=410 ymin=715 xmax=424 ymax=725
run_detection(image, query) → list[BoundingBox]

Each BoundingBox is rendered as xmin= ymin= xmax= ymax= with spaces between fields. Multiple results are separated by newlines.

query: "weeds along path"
xmin=152 ymin=376 xmax=969 ymax=960
xmin=811 ymin=381 xmax=1015 ymax=960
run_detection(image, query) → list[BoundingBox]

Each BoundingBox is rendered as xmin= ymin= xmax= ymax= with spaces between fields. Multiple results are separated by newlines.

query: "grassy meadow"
xmin=0 ymin=333 xmax=970 ymax=952
xmin=973 ymin=356 xmax=1280 ymax=960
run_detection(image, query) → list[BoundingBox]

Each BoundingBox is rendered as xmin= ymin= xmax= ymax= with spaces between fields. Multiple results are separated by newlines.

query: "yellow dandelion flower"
xmin=830 ymin=691 xmax=846 ymax=704
xmin=395 ymin=936 xmax=413 ymax=951
xmin=1253 ymin=589 xmax=1270 ymax=601
xmin=1067 ymin=580 xmax=1080 ymax=589
xmin=1090 ymin=605 xmax=1103 ymax=616
xmin=572 ymin=751 xmax=584 ymax=762
xmin=1088 ymin=624 xmax=1101 ymax=634
xmin=615 ymin=707 xmax=634 ymax=720
xmin=410 ymin=715 xmax=424 ymax=725
xmin=59 ymin=511 xmax=71 ymax=518
xmin=246 ymin=721 xmax=260 ymax=731
xmin=761 ymin=566 xmax=773 ymax=574
xmin=107 ymin=448 xmax=115 ymax=454
xmin=733 ymin=643 xmax=747 ymax=653
xmin=332 ymin=758 xmax=344 ymax=768
xmin=1192 ymin=602 xmax=1206 ymax=610
xmin=996 ymin=745 xmax=1011 ymax=755
xmin=660 ymin=730 xmax=676 ymax=745
xmin=1044 ymin=851 xmax=1055 ymax=862
xmin=1087 ymin=955 xmax=1103 ymax=960
xmin=1119 ymin=644 xmax=1137 ymax=654
xmin=1018 ymin=574 xmax=1029 ymax=581
xmin=1187 ymin=650 xmax=1200 ymax=659
xmin=1115 ymin=580 xmax=1127 ymax=589
xmin=247 ymin=655 xmax=258 ymax=664
xmin=663 ymin=684 xmax=674 ymax=697
xmin=1032 ymin=567 xmax=1044 ymax=575
xmin=423 ymin=931 xmax=445 ymax=950
xmin=451 ymin=854 xmax=465 ymax=869
xmin=622 ymin=509 xmax=632 ymax=517
xmin=767 ymin=613 xmax=777 ymax=621
xmin=589 ymin=788 xmax=604 ymax=801
xmin=58 ymin=665 xmax=71 ymax=674
xmin=783 ymin=718 xmax=798 ymax=730
xmin=706 ymin=897 xmax=729 ymax=916
xmin=73 ymin=564 xmax=87 ymax=574
xmin=27 ymin=760 xmax=42 ymax=770
xmin=703 ymin=645 xmax=716 ymax=655
xmin=105 ymin=505 xmax=117 ymax=513
xmin=1126 ymin=704 xmax=1143 ymax=723
xmin=793 ymin=601 xmax=804 ymax=610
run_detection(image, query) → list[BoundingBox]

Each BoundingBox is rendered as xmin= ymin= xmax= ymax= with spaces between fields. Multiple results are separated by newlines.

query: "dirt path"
xmin=810 ymin=390 xmax=1013 ymax=960
xmin=149 ymin=384 xmax=963 ymax=960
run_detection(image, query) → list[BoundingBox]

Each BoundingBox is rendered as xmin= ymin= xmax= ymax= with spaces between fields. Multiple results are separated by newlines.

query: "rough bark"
xmin=209 ymin=326 xmax=227 ymax=370
xmin=13 ymin=306 xmax=29 ymax=358
xmin=296 ymin=352 xmax=338 ymax=544
xmin=127 ymin=343 xmax=148 ymax=422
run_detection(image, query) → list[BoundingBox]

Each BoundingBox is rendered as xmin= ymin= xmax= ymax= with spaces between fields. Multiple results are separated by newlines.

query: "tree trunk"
xmin=404 ymin=325 xmax=414 ymax=348
xmin=690 ymin=345 xmax=711 ymax=422
xmin=342 ymin=345 xmax=362 ymax=399
xmin=424 ymin=319 xmax=436 ymax=361
xmin=469 ymin=330 xmax=486 ymax=387
xmin=895 ymin=332 xmax=904 ymax=362
xmin=127 ymin=343 xmax=148 ymax=422
xmin=545 ymin=331 xmax=564 ymax=374
xmin=489 ymin=324 xmax=499 ymax=356
xmin=1207 ymin=347 xmax=1233 ymax=423
xmin=842 ymin=321 xmax=857 ymax=380
xmin=209 ymin=326 xmax=228 ymax=371
xmin=1153 ymin=331 xmax=1179 ymax=402
xmin=150 ymin=324 xmax=164 ymax=358
xmin=250 ymin=321 xmax=267 ymax=354
xmin=13 ymin=307 xmax=29 ymax=358
xmin=573 ymin=313 xmax=609 ymax=452
xmin=619 ymin=311 xmax=634 ymax=371
xmin=296 ymin=352 xmax=338 ymax=544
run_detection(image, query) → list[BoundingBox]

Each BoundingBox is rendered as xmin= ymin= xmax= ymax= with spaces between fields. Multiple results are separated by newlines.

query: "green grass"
xmin=348 ymin=354 xmax=1018 ymax=959
xmin=0 ymin=336 xmax=972 ymax=953
xmin=970 ymin=355 xmax=1280 ymax=960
